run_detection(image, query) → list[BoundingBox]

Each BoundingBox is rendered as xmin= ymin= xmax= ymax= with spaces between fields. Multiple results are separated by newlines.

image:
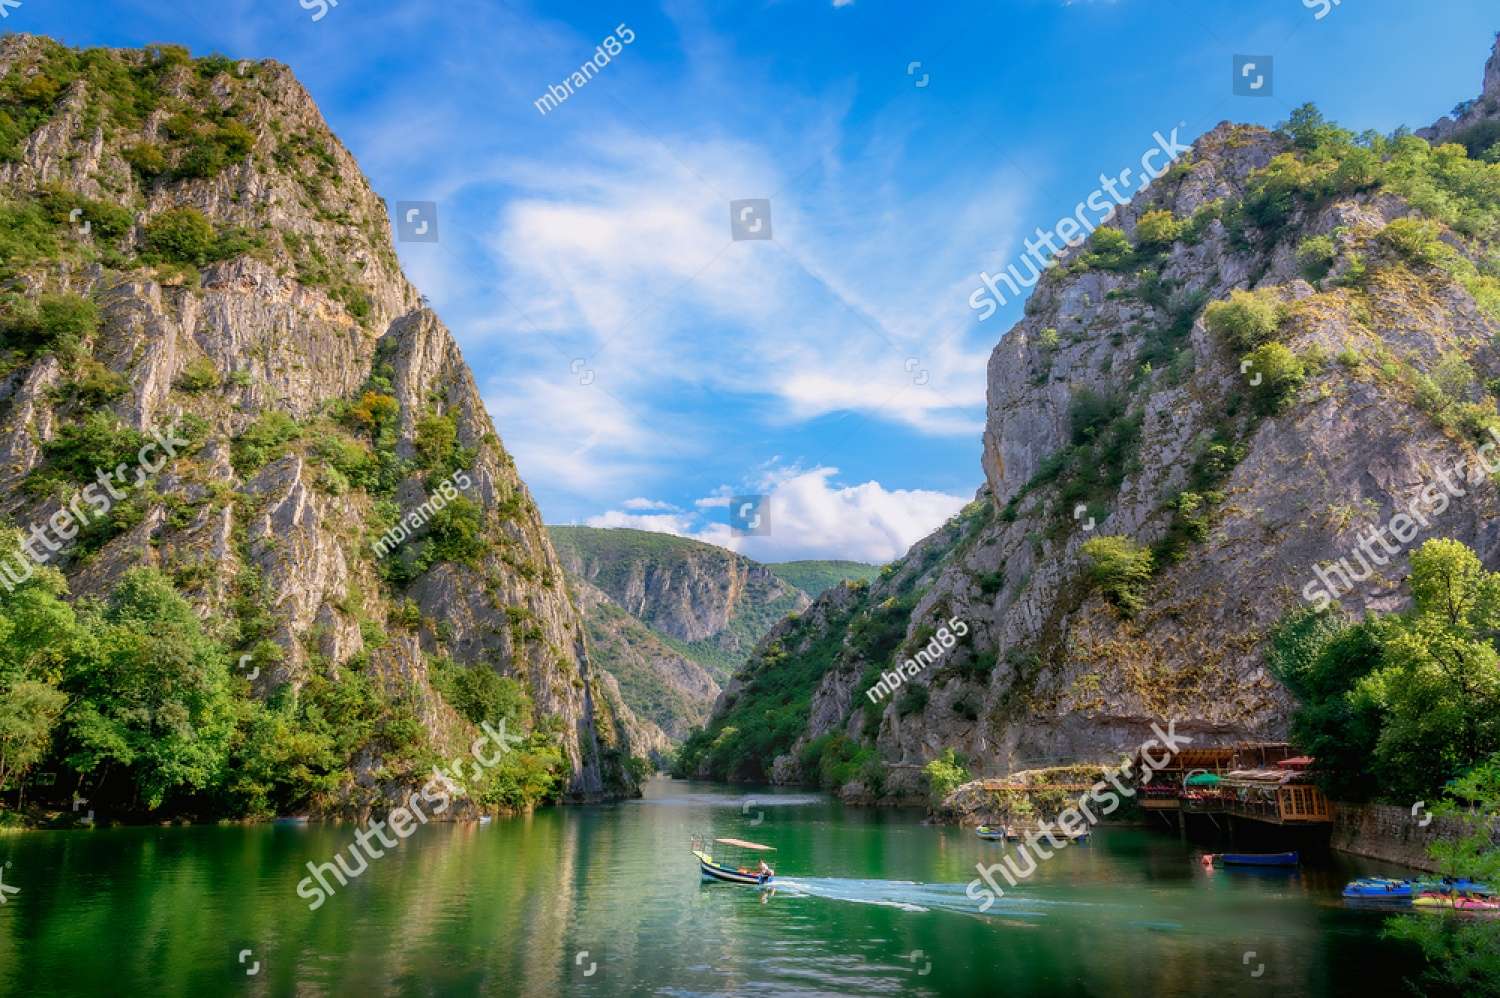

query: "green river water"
xmin=0 ymin=777 xmax=1431 ymax=996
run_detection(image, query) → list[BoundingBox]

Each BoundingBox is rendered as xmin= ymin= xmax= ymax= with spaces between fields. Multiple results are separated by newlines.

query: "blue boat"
xmin=1343 ymin=876 xmax=1493 ymax=901
xmin=1422 ymin=877 xmax=1494 ymax=895
xmin=1343 ymin=878 xmax=1412 ymax=899
xmin=1218 ymin=851 xmax=1299 ymax=867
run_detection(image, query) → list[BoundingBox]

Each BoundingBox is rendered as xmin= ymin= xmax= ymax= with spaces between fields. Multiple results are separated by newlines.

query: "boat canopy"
xmin=715 ymin=837 xmax=775 ymax=851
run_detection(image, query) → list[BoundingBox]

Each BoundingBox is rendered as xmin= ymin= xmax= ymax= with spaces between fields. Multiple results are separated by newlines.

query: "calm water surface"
xmin=0 ymin=778 xmax=1427 ymax=996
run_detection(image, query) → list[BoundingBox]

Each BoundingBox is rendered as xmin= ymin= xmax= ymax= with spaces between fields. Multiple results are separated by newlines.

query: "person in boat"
xmin=757 ymin=859 xmax=773 ymax=883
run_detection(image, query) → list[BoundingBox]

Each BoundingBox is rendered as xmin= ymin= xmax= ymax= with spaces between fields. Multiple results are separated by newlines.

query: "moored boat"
xmin=1415 ymin=891 xmax=1500 ymax=912
xmin=1423 ymin=877 xmax=1493 ymax=894
xmin=1351 ymin=877 xmax=1496 ymax=903
xmin=691 ymin=836 xmax=776 ymax=886
xmin=1454 ymin=895 xmax=1500 ymax=911
xmin=1414 ymin=891 xmax=1455 ymax=909
xmin=1216 ymin=851 xmax=1300 ymax=867
xmin=1343 ymin=877 xmax=1412 ymax=900
xmin=975 ymin=825 xmax=1009 ymax=841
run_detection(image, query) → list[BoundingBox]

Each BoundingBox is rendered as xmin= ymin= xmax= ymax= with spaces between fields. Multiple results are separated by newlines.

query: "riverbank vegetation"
xmin=0 ymin=562 xmax=566 ymax=824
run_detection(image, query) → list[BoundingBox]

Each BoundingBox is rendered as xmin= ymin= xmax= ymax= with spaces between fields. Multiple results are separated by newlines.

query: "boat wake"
xmin=769 ymin=877 xmax=1076 ymax=919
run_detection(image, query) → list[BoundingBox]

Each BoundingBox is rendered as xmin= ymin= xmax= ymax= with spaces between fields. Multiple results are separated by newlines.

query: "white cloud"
xmin=586 ymin=466 xmax=970 ymax=564
xmin=481 ymin=375 xmax=687 ymax=496
xmin=622 ymin=497 xmax=680 ymax=511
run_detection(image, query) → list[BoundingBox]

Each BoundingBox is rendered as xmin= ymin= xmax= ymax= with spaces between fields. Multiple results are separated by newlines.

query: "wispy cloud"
xmin=472 ymin=120 xmax=1007 ymax=491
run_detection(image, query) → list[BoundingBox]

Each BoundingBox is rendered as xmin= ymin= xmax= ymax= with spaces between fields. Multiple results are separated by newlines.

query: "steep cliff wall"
xmin=0 ymin=35 xmax=642 ymax=813
xmin=683 ymin=35 xmax=1500 ymax=798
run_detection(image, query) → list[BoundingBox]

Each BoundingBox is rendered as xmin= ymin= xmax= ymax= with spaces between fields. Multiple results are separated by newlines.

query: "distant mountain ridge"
xmin=548 ymin=526 xmax=880 ymax=743
xmin=769 ymin=560 xmax=882 ymax=596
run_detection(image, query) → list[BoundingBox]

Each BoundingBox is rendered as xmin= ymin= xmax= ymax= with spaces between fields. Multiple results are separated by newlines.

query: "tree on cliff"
xmin=1272 ymin=539 xmax=1500 ymax=802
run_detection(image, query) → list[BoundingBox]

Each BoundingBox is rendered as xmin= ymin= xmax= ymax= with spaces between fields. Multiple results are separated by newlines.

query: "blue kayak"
xmin=1342 ymin=877 xmax=1492 ymax=900
xmin=1343 ymin=878 xmax=1412 ymax=899
xmin=1422 ymin=877 xmax=1494 ymax=894
xmin=1220 ymin=851 xmax=1299 ymax=867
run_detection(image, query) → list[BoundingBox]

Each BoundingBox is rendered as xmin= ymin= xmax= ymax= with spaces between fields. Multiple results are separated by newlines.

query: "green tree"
xmin=1086 ymin=226 xmax=1133 ymax=270
xmin=1296 ymin=235 xmax=1337 ymax=281
xmin=1204 ymin=289 xmax=1282 ymax=350
xmin=223 ymin=695 xmax=341 ymax=817
xmin=64 ymin=568 xmax=236 ymax=809
xmin=1267 ymin=608 xmax=1388 ymax=800
xmin=433 ymin=660 xmax=531 ymax=730
xmin=231 ymin=410 xmax=300 ymax=474
xmin=0 ymin=564 xmax=80 ymax=794
xmin=0 ymin=680 xmax=67 ymax=792
xmin=924 ymin=748 xmax=970 ymax=806
xmin=1378 ymin=217 xmax=1446 ymax=266
xmin=1081 ymin=535 xmax=1154 ymax=616
xmin=426 ymin=497 xmax=487 ymax=567
xmin=1242 ymin=341 xmax=1307 ymax=415
xmin=1280 ymin=103 xmax=1352 ymax=152
xmin=1 ymin=292 xmax=100 ymax=356
xmin=1355 ymin=539 xmax=1500 ymax=799
xmin=1134 ymin=210 xmax=1181 ymax=248
xmin=143 ymin=207 xmax=217 ymax=265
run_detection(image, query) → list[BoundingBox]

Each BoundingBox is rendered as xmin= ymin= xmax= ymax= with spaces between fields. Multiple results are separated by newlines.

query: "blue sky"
xmin=13 ymin=0 xmax=1499 ymax=561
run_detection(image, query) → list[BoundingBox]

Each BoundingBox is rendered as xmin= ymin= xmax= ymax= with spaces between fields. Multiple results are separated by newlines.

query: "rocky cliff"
xmin=548 ymin=525 xmax=849 ymax=745
xmin=0 ymin=35 xmax=644 ymax=812
xmin=550 ymin=526 xmax=811 ymax=679
xmin=569 ymin=574 xmax=713 ymax=744
xmin=681 ymin=33 xmax=1500 ymax=799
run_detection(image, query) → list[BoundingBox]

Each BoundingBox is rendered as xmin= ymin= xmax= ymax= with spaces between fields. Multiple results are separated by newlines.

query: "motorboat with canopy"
xmin=691 ymin=836 xmax=776 ymax=885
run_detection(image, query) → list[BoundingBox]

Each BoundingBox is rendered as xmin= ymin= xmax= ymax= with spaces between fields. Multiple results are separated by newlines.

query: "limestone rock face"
xmin=549 ymin=526 xmax=813 ymax=741
xmin=0 ymin=35 xmax=643 ymax=811
xmin=569 ymin=575 xmax=719 ymax=742
xmin=700 ymin=38 xmax=1500 ymax=795
xmin=550 ymin=526 xmax=809 ymax=653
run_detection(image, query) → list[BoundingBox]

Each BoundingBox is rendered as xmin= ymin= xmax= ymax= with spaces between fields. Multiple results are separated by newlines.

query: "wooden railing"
xmin=1276 ymin=785 xmax=1334 ymax=822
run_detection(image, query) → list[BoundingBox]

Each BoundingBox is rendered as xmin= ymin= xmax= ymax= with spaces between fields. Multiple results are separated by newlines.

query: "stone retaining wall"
xmin=1331 ymin=803 xmax=1497 ymax=872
